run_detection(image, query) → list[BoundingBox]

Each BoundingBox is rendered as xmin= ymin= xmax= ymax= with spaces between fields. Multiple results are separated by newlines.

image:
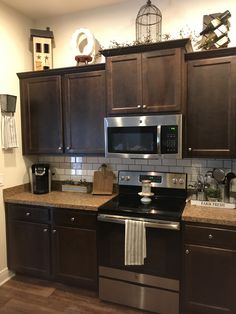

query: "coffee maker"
xmin=30 ymin=164 xmax=51 ymax=194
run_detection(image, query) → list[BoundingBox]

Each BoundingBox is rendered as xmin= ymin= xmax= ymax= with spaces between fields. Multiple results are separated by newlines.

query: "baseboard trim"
xmin=0 ymin=268 xmax=15 ymax=286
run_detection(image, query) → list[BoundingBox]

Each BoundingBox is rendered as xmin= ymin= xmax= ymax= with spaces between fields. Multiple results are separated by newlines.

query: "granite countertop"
xmin=182 ymin=201 xmax=236 ymax=227
xmin=4 ymin=189 xmax=116 ymax=211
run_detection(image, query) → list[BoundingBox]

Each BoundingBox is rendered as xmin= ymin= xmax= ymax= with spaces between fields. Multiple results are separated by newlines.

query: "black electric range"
xmin=98 ymin=170 xmax=187 ymax=222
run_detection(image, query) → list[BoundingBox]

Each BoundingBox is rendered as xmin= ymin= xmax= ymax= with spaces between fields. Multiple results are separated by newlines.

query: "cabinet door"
xmin=142 ymin=48 xmax=182 ymax=112
xmin=182 ymin=244 xmax=236 ymax=314
xmin=186 ymin=57 xmax=236 ymax=158
xmin=20 ymin=75 xmax=63 ymax=154
xmin=106 ymin=54 xmax=142 ymax=115
xmin=7 ymin=221 xmax=51 ymax=278
xmin=52 ymin=226 xmax=97 ymax=289
xmin=64 ymin=71 xmax=106 ymax=154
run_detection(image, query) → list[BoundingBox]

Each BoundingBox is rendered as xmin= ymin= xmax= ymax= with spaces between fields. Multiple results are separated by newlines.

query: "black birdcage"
xmin=136 ymin=0 xmax=162 ymax=43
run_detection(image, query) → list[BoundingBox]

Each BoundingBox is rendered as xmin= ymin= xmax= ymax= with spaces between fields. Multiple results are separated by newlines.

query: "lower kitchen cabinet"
xmin=5 ymin=203 xmax=51 ymax=278
xmin=5 ymin=203 xmax=98 ymax=289
xmin=52 ymin=208 xmax=97 ymax=289
xmin=181 ymin=223 xmax=236 ymax=314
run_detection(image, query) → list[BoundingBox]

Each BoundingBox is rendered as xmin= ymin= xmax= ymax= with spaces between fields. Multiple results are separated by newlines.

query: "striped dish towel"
xmin=125 ymin=219 xmax=146 ymax=265
xmin=1 ymin=114 xmax=18 ymax=149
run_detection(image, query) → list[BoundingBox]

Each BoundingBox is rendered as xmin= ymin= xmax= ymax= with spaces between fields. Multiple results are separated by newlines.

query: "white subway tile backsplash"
xmin=37 ymin=155 xmax=236 ymax=185
xmin=162 ymin=159 xmax=177 ymax=166
xmin=116 ymin=164 xmax=129 ymax=171
xmin=128 ymin=165 xmax=142 ymax=171
xmin=177 ymin=159 xmax=191 ymax=167
xmin=65 ymin=156 xmax=75 ymax=163
xmin=155 ymin=166 xmax=169 ymax=172
xmin=122 ymin=159 xmax=135 ymax=165
xmin=109 ymin=158 xmax=122 ymax=164
xmin=207 ymin=159 xmax=223 ymax=168
xmin=76 ymin=157 xmax=87 ymax=163
xmin=86 ymin=157 xmax=98 ymax=163
xmin=169 ymin=166 xmax=184 ymax=173
xmin=148 ymin=159 xmax=162 ymax=166
xmin=135 ymin=159 xmax=148 ymax=165
xmin=141 ymin=165 xmax=155 ymax=171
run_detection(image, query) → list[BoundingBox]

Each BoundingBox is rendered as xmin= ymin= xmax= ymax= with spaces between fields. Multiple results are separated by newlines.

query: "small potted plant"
xmin=205 ymin=187 xmax=221 ymax=201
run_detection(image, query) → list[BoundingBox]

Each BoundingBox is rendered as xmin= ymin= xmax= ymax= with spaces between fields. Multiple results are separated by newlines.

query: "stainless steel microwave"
xmin=104 ymin=114 xmax=182 ymax=159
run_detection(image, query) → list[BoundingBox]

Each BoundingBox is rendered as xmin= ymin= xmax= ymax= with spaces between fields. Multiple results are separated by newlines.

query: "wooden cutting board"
xmin=92 ymin=166 xmax=113 ymax=195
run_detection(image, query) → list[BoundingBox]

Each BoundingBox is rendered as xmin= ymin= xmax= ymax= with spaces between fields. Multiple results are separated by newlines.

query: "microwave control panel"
xmin=161 ymin=125 xmax=178 ymax=154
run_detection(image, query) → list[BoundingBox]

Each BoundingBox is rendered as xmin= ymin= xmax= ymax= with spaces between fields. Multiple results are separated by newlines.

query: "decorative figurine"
xmin=30 ymin=27 xmax=54 ymax=71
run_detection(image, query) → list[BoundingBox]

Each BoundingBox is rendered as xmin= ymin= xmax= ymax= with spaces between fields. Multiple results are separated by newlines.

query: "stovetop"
xmin=98 ymin=170 xmax=187 ymax=222
xmin=98 ymin=193 xmax=186 ymax=221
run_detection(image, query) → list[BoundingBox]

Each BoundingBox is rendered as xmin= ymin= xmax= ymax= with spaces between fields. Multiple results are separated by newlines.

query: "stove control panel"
xmin=118 ymin=171 xmax=187 ymax=189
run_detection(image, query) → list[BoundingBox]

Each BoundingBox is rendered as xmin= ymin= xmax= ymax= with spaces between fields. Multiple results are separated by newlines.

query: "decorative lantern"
xmin=136 ymin=0 xmax=162 ymax=43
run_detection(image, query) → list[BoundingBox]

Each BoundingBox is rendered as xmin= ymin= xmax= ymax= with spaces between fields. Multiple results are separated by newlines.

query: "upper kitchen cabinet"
xmin=63 ymin=70 xmax=105 ymax=155
xmin=19 ymin=75 xmax=63 ymax=154
xmin=18 ymin=64 xmax=106 ymax=155
xmin=185 ymin=48 xmax=236 ymax=158
xmin=101 ymin=38 xmax=192 ymax=115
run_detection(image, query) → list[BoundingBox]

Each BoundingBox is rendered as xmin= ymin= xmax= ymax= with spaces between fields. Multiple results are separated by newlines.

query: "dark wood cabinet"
xmin=52 ymin=208 xmax=97 ymax=289
xmin=102 ymin=39 xmax=192 ymax=115
xmin=63 ymin=70 xmax=105 ymax=154
xmin=18 ymin=64 xmax=106 ymax=155
xmin=20 ymin=75 xmax=64 ymax=154
xmin=5 ymin=203 xmax=98 ymax=289
xmin=5 ymin=204 xmax=51 ymax=278
xmin=185 ymin=48 xmax=236 ymax=158
xmin=181 ymin=223 xmax=236 ymax=314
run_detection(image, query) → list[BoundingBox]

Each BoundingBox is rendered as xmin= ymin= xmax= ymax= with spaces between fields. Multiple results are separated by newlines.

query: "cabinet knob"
xmin=143 ymin=105 xmax=147 ymax=109
xmin=43 ymin=228 xmax=48 ymax=233
xmin=66 ymin=146 xmax=71 ymax=150
xmin=188 ymin=148 xmax=192 ymax=152
xmin=70 ymin=217 xmax=75 ymax=222
xmin=26 ymin=212 xmax=31 ymax=216
xmin=208 ymin=234 xmax=213 ymax=240
xmin=58 ymin=146 xmax=62 ymax=150
xmin=52 ymin=229 xmax=57 ymax=234
xmin=137 ymin=105 xmax=141 ymax=108
xmin=185 ymin=249 xmax=190 ymax=255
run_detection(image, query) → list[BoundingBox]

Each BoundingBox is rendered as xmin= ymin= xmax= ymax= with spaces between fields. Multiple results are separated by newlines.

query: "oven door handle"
xmin=97 ymin=214 xmax=180 ymax=230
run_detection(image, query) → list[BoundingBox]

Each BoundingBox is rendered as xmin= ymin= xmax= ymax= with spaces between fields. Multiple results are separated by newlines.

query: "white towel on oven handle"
xmin=125 ymin=219 xmax=146 ymax=265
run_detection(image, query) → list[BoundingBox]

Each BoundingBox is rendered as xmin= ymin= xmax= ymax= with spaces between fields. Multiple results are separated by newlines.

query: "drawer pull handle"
xmin=70 ymin=217 xmax=75 ymax=222
xmin=43 ymin=229 xmax=48 ymax=233
xmin=208 ymin=234 xmax=213 ymax=240
xmin=185 ymin=249 xmax=190 ymax=255
xmin=26 ymin=212 xmax=31 ymax=216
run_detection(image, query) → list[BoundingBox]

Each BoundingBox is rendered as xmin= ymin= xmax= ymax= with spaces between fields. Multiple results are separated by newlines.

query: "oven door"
xmin=98 ymin=214 xmax=180 ymax=314
xmin=98 ymin=214 xmax=180 ymax=279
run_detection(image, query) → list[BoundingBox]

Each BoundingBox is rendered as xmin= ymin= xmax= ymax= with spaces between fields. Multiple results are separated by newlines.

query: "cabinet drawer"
xmin=7 ymin=204 xmax=50 ymax=223
xmin=53 ymin=209 xmax=97 ymax=229
xmin=184 ymin=224 xmax=236 ymax=249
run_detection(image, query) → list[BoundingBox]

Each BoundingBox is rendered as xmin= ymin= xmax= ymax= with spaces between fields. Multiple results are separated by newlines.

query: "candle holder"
xmin=138 ymin=180 xmax=154 ymax=204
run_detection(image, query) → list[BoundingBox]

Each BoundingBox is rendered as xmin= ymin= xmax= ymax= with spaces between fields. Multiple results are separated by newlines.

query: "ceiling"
xmin=1 ymin=0 xmax=129 ymax=19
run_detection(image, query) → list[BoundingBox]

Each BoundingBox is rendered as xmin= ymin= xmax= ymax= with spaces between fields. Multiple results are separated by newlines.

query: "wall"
xmin=35 ymin=0 xmax=236 ymax=68
xmin=0 ymin=1 xmax=35 ymax=284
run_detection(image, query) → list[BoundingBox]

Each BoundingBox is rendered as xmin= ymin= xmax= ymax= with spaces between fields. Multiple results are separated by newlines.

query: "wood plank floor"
xmin=0 ymin=275 xmax=150 ymax=313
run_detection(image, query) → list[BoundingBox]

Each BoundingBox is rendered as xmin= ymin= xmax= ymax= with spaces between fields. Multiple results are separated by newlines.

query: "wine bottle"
xmin=200 ymin=10 xmax=231 ymax=36
xmin=197 ymin=24 xmax=228 ymax=50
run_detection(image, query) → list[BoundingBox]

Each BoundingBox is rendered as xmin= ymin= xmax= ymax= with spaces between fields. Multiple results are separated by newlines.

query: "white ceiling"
xmin=1 ymin=0 xmax=129 ymax=19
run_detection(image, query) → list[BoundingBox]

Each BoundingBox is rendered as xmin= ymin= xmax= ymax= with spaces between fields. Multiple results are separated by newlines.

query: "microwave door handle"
xmin=157 ymin=125 xmax=161 ymax=154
